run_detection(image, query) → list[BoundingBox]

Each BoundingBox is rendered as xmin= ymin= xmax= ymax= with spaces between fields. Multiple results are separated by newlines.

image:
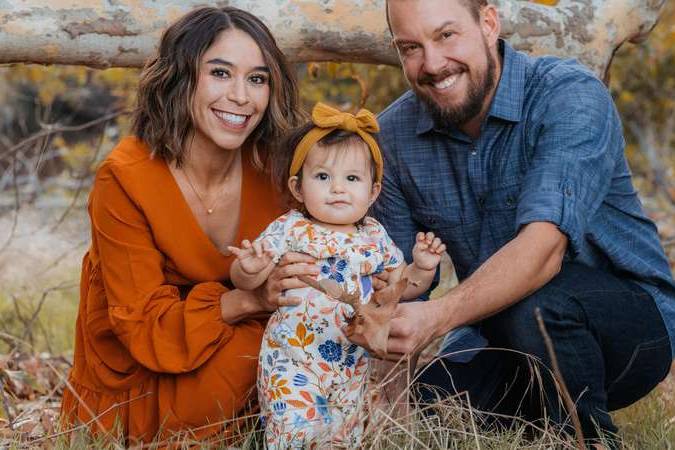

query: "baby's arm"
xmin=401 ymin=232 xmax=446 ymax=299
xmin=228 ymin=239 xmax=276 ymax=291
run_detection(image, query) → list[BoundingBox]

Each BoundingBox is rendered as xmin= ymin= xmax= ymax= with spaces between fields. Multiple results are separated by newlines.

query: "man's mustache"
xmin=417 ymin=66 xmax=467 ymax=86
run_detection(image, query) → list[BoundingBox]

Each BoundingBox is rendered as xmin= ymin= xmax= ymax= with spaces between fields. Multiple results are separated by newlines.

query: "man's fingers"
xmin=372 ymin=277 xmax=388 ymax=291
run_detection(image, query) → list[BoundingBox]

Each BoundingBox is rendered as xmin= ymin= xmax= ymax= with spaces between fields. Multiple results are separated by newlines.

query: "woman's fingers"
xmin=278 ymin=251 xmax=316 ymax=266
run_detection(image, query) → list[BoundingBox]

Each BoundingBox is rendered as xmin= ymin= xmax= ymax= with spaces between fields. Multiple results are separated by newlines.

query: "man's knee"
xmin=486 ymin=268 xmax=587 ymax=355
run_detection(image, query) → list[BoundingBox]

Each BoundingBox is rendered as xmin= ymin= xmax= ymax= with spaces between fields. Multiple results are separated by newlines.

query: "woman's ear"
xmin=369 ymin=181 xmax=382 ymax=206
xmin=288 ymin=176 xmax=304 ymax=204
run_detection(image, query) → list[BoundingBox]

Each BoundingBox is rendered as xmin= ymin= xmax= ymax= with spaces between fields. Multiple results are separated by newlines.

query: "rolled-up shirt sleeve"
xmin=516 ymin=75 xmax=621 ymax=257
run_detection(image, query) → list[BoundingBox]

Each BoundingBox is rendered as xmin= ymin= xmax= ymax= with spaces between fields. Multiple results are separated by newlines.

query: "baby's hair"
xmin=271 ymin=121 xmax=377 ymax=210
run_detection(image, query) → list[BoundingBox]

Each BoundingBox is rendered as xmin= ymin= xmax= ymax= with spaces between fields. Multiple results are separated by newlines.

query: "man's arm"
xmin=385 ymin=221 xmax=567 ymax=355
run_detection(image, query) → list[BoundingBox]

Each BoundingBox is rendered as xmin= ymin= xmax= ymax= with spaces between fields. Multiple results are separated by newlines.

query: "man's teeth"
xmin=434 ymin=73 xmax=460 ymax=90
xmin=214 ymin=110 xmax=247 ymax=125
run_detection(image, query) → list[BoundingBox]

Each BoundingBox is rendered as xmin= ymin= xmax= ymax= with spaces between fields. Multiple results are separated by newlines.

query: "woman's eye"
xmin=315 ymin=173 xmax=329 ymax=181
xmin=211 ymin=68 xmax=230 ymax=78
xmin=249 ymin=73 xmax=269 ymax=85
xmin=346 ymin=175 xmax=360 ymax=182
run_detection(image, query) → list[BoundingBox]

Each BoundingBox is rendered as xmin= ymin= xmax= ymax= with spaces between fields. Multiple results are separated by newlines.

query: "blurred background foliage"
xmin=0 ymin=0 xmax=672 ymax=353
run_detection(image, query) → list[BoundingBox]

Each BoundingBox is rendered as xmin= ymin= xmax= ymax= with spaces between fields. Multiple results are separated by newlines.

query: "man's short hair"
xmin=385 ymin=0 xmax=488 ymax=33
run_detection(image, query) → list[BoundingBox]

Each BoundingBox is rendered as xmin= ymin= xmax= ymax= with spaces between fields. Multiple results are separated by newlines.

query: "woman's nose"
xmin=227 ymin=78 xmax=249 ymax=106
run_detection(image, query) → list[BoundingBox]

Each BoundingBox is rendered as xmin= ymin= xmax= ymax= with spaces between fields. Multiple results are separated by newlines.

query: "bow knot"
xmin=312 ymin=102 xmax=380 ymax=134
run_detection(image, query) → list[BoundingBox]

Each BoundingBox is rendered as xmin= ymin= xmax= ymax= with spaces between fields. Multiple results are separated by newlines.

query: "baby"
xmin=229 ymin=103 xmax=445 ymax=448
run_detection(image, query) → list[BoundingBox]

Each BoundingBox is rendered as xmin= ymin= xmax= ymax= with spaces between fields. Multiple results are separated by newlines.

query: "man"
xmin=365 ymin=0 xmax=674 ymax=443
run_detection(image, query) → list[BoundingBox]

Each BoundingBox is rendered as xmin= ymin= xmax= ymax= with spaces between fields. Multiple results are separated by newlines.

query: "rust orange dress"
xmin=60 ymin=137 xmax=282 ymax=444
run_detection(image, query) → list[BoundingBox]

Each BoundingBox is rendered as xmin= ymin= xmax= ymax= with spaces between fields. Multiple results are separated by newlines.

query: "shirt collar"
xmin=416 ymin=39 xmax=525 ymax=136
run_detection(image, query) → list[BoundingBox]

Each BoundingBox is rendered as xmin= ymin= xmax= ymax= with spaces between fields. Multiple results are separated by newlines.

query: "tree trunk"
xmin=0 ymin=0 xmax=667 ymax=77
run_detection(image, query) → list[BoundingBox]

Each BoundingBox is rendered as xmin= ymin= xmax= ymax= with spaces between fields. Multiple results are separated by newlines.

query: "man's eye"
xmin=347 ymin=175 xmax=360 ymax=182
xmin=441 ymin=31 xmax=454 ymax=40
xmin=399 ymin=44 xmax=420 ymax=56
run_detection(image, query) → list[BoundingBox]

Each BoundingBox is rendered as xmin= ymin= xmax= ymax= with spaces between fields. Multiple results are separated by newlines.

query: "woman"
xmin=60 ymin=6 xmax=316 ymax=445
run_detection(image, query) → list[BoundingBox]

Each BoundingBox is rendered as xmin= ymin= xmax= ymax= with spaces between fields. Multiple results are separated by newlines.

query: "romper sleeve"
xmin=365 ymin=217 xmax=405 ymax=272
xmin=252 ymin=212 xmax=293 ymax=263
xmin=90 ymin=162 xmax=237 ymax=374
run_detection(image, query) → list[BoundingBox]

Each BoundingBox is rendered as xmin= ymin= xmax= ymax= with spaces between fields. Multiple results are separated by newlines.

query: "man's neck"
xmin=459 ymin=47 xmax=504 ymax=140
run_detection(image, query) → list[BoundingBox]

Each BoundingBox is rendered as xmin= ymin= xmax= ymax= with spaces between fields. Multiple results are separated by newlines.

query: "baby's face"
xmin=290 ymin=142 xmax=380 ymax=230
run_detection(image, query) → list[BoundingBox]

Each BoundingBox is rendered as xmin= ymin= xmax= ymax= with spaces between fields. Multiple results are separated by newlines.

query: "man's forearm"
xmin=432 ymin=222 xmax=568 ymax=337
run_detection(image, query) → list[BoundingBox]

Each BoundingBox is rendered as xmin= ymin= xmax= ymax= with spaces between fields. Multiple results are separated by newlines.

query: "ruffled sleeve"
xmin=89 ymin=161 xmax=233 ymax=374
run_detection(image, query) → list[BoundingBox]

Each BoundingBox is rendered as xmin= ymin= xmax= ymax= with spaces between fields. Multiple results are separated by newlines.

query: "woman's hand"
xmin=255 ymin=251 xmax=319 ymax=310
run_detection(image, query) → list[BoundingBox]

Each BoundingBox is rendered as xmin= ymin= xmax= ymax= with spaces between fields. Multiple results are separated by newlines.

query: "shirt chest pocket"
xmin=483 ymin=184 xmax=520 ymax=247
xmin=412 ymin=205 xmax=475 ymax=274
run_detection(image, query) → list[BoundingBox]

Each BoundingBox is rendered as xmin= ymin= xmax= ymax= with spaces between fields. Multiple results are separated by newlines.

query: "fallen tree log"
xmin=0 ymin=0 xmax=667 ymax=77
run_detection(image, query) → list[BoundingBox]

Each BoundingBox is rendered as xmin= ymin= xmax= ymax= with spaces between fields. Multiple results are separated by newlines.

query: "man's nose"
xmin=422 ymin=44 xmax=447 ymax=77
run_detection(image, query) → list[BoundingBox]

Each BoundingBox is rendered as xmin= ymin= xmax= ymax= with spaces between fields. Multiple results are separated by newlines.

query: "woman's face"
xmin=191 ymin=28 xmax=271 ymax=153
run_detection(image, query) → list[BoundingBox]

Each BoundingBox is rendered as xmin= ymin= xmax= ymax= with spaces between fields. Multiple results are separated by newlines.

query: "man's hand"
xmin=346 ymin=299 xmax=443 ymax=360
xmin=412 ymin=231 xmax=446 ymax=271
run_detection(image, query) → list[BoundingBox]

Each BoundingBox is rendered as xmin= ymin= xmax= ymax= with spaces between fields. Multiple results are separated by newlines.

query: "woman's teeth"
xmin=214 ymin=110 xmax=247 ymax=125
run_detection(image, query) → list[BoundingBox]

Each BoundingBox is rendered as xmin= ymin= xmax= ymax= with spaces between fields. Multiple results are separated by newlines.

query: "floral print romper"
xmin=255 ymin=210 xmax=403 ymax=448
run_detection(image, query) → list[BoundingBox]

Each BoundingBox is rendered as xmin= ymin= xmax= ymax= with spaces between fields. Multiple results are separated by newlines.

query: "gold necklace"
xmin=182 ymin=169 xmax=227 ymax=215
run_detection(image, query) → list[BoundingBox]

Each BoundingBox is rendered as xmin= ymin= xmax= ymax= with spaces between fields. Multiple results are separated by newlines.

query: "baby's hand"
xmin=412 ymin=232 xmax=446 ymax=271
xmin=227 ymin=239 xmax=276 ymax=275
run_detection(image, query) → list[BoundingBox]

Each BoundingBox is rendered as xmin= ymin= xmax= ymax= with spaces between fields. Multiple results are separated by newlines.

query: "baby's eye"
xmin=346 ymin=175 xmax=360 ymax=182
xmin=315 ymin=172 xmax=329 ymax=181
xmin=211 ymin=68 xmax=230 ymax=78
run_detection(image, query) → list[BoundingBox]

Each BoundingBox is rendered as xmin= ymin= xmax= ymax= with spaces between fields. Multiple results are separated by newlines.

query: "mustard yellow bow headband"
xmin=289 ymin=102 xmax=384 ymax=183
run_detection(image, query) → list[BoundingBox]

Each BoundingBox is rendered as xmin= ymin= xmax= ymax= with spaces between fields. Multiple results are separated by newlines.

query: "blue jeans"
xmin=415 ymin=263 xmax=671 ymax=444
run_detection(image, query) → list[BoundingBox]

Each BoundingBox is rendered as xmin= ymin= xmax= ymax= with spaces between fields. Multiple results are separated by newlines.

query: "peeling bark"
xmin=0 ymin=0 xmax=667 ymax=77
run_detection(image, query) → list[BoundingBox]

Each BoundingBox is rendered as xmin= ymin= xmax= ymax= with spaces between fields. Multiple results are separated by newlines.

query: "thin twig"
xmin=1 ymin=110 xmax=128 ymax=159
xmin=0 ymin=376 xmax=15 ymax=430
xmin=535 ymin=307 xmax=585 ymax=449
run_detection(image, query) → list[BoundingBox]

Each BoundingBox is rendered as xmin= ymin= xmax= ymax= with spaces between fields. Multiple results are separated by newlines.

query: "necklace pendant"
xmin=207 ymin=208 xmax=214 ymax=214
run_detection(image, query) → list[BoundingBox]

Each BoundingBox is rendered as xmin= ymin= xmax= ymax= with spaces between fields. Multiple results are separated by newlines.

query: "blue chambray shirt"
xmin=373 ymin=40 xmax=675 ymax=360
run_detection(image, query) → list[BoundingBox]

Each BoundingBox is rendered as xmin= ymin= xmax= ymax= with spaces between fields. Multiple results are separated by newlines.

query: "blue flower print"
xmin=321 ymin=257 xmax=348 ymax=283
xmin=292 ymin=413 xmax=309 ymax=428
xmin=271 ymin=323 xmax=293 ymax=348
xmin=315 ymin=395 xmax=332 ymax=424
xmin=272 ymin=401 xmax=287 ymax=416
xmin=343 ymin=344 xmax=358 ymax=367
xmin=292 ymin=373 xmax=308 ymax=387
xmin=318 ymin=340 xmax=342 ymax=362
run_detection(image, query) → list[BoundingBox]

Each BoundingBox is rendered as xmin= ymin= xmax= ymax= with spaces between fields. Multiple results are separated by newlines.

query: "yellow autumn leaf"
xmin=296 ymin=322 xmax=306 ymax=340
xmin=288 ymin=338 xmax=302 ymax=347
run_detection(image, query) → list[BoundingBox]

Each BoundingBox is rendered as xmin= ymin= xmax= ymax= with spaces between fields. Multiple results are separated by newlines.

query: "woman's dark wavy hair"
xmin=132 ymin=6 xmax=303 ymax=169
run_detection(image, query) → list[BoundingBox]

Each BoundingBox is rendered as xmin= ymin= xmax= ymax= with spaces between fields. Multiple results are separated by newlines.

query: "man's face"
xmin=388 ymin=0 xmax=497 ymax=128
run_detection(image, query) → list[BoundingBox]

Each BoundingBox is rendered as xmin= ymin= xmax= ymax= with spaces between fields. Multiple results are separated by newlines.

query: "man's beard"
xmin=414 ymin=42 xmax=497 ymax=129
